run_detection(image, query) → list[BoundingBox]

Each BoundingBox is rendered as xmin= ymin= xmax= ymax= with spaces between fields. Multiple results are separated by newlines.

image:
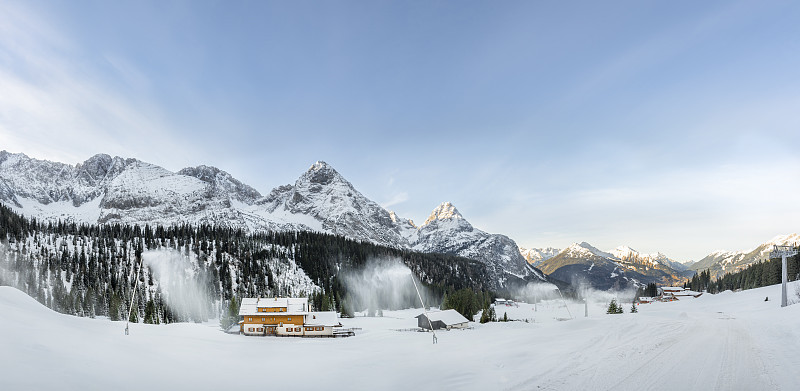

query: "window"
xmin=248 ymin=328 xmax=253 ymax=332
xmin=295 ymin=327 xmax=301 ymax=332
xmin=248 ymin=317 xmax=252 ymax=322
xmin=305 ymin=327 xmax=312 ymax=331
xmin=317 ymin=327 xmax=323 ymax=331
xmin=287 ymin=317 xmax=291 ymax=321
xmin=261 ymin=317 xmax=265 ymax=322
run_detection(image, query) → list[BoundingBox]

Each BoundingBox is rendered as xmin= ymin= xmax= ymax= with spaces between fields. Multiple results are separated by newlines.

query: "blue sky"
xmin=1 ymin=0 xmax=799 ymax=261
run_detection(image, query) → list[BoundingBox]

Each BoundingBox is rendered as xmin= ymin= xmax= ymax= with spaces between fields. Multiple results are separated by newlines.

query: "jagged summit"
xmin=300 ymin=161 xmax=345 ymax=186
xmin=423 ymin=202 xmax=464 ymax=225
xmin=566 ymin=241 xmax=613 ymax=258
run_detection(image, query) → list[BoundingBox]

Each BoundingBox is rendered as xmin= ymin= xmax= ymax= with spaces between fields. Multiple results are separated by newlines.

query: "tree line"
xmin=0 ymin=204 xmax=495 ymax=325
xmin=695 ymin=251 xmax=800 ymax=294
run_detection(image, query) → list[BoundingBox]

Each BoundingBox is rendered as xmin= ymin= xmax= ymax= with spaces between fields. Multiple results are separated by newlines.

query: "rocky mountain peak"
xmin=301 ymin=161 xmax=344 ymax=186
xmin=178 ymin=165 xmax=223 ymax=182
xmin=77 ymin=154 xmax=114 ymax=179
xmin=389 ymin=211 xmax=417 ymax=228
xmin=178 ymin=165 xmax=262 ymax=202
xmin=423 ymin=202 xmax=463 ymax=225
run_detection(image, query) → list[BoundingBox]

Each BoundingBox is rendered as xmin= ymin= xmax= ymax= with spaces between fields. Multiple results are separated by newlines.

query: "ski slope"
xmin=1 ymin=283 xmax=799 ymax=390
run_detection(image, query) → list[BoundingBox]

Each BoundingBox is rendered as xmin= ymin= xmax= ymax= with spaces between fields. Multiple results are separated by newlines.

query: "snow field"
xmin=1 ymin=282 xmax=799 ymax=390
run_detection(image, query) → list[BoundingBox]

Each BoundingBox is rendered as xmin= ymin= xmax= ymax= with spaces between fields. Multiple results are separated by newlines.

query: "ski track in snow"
xmin=2 ymin=282 xmax=800 ymax=390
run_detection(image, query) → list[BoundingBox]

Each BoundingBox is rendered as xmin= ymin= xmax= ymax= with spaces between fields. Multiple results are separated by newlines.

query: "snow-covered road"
xmin=528 ymin=312 xmax=776 ymax=391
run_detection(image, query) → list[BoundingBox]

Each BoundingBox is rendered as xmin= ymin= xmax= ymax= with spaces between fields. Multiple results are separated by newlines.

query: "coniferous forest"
xmin=0 ymin=204 xmax=493 ymax=325
xmin=686 ymin=253 xmax=800 ymax=294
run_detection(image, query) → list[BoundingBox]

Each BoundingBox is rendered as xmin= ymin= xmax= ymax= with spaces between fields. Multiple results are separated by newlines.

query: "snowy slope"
xmin=2 ymin=282 xmax=800 ymax=390
xmin=692 ymin=233 xmax=800 ymax=279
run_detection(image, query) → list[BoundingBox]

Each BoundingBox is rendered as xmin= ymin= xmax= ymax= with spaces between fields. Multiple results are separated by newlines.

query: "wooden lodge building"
xmin=416 ymin=309 xmax=470 ymax=330
xmin=239 ymin=297 xmax=342 ymax=337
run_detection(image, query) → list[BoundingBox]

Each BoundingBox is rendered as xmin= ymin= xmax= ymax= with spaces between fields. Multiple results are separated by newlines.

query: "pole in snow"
xmin=125 ymin=255 xmax=143 ymax=335
xmin=555 ymin=287 xmax=572 ymax=319
xmin=770 ymin=245 xmax=797 ymax=308
xmin=410 ymin=274 xmax=437 ymax=344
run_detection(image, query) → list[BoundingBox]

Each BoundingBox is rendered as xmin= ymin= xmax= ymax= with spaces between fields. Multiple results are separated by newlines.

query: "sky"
xmin=1 ymin=0 xmax=799 ymax=261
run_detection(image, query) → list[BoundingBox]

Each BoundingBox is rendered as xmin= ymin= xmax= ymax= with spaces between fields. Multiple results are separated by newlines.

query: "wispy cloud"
xmin=0 ymin=1 xmax=195 ymax=168
xmin=381 ymin=192 xmax=409 ymax=210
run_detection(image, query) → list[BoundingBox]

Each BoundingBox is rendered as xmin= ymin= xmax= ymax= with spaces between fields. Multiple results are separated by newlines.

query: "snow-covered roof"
xmin=239 ymin=297 xmax=309 ymax=316
xmin=304 ymin=311 xmax=339 ymax=326
xmin=417 ymin=309 xmax=469 ymax=325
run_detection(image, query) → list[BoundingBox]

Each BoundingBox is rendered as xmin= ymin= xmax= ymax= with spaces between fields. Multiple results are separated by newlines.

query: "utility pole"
xmin=771 ymin=245 xmax=798 ymax=308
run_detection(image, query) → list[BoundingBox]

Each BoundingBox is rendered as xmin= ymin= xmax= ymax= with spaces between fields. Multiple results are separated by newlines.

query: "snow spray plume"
xmin=571 ymin=276 xmax=638 ymax=307
xmin=0 ymin=243 xmax=8 ymax=286
xmin=142 ymin=250 xmax=213 ymax=322
xmin=341 ymin=256 xmax=432 ymax=313
xmin=510 ymin=282 xmax=561 ymax=303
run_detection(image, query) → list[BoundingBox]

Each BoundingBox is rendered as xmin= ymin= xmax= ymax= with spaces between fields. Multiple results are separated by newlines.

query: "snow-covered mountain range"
xmin=533 ymin=242 xmax=689 ymax=290
xmin=519 ymin=247 xmax=560 ymax=266
xmin=0 ymin=151 xmax=545 ymax=288
xmin=690 ymin=233 xmax=800 ymax=279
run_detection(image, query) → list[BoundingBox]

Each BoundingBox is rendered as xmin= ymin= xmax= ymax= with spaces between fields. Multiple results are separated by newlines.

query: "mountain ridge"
xmin=690 ymin=233 xmax=800 ymax=279
xmin=0 ymin=151 xmax=547 ymax=289
xmin=535 ymin=242 xmax=688 ymax=290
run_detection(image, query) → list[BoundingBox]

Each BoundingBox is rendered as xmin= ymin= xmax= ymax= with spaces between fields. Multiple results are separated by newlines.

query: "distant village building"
xmin=657 ymin=287 xmax=703 ymax=301
xmin=238 ymin=297 xmax=343 ymax=337
xmin=416 ymin=309 xmax=470 ymax=330
xmin=495 ymin=298 xmax=518 ymax=307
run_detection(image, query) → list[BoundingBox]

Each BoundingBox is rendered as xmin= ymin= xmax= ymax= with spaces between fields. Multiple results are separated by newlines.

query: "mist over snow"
xmin=509 ymin=282 xmax=562 ymax=303
xmin=142 ymin=249 xmax=214 ymax=321
xmin=341 ymin=257 xmax=434 ymax=312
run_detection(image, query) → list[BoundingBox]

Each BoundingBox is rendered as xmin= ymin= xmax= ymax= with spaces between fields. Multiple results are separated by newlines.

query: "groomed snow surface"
xmin=2 ymin=283 xmax=799 ymax=391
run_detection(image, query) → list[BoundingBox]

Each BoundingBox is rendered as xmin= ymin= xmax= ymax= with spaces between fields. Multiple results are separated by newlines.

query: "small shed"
xmin=416 ymin=309 xmax=470 ymax=330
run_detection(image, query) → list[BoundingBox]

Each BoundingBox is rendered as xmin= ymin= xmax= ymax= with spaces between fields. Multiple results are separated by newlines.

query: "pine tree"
xmin=607 ymin=299 xmax=623 ymax=314
xmin=219 ymin=296 xmax=239 ymax=330
xmin=630 ymin=301 xmax=638 ymax=313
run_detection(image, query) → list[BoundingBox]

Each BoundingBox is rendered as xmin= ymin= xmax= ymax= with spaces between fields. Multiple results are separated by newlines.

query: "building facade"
xmin=238 ymin=297 xmax=340 ymax=337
